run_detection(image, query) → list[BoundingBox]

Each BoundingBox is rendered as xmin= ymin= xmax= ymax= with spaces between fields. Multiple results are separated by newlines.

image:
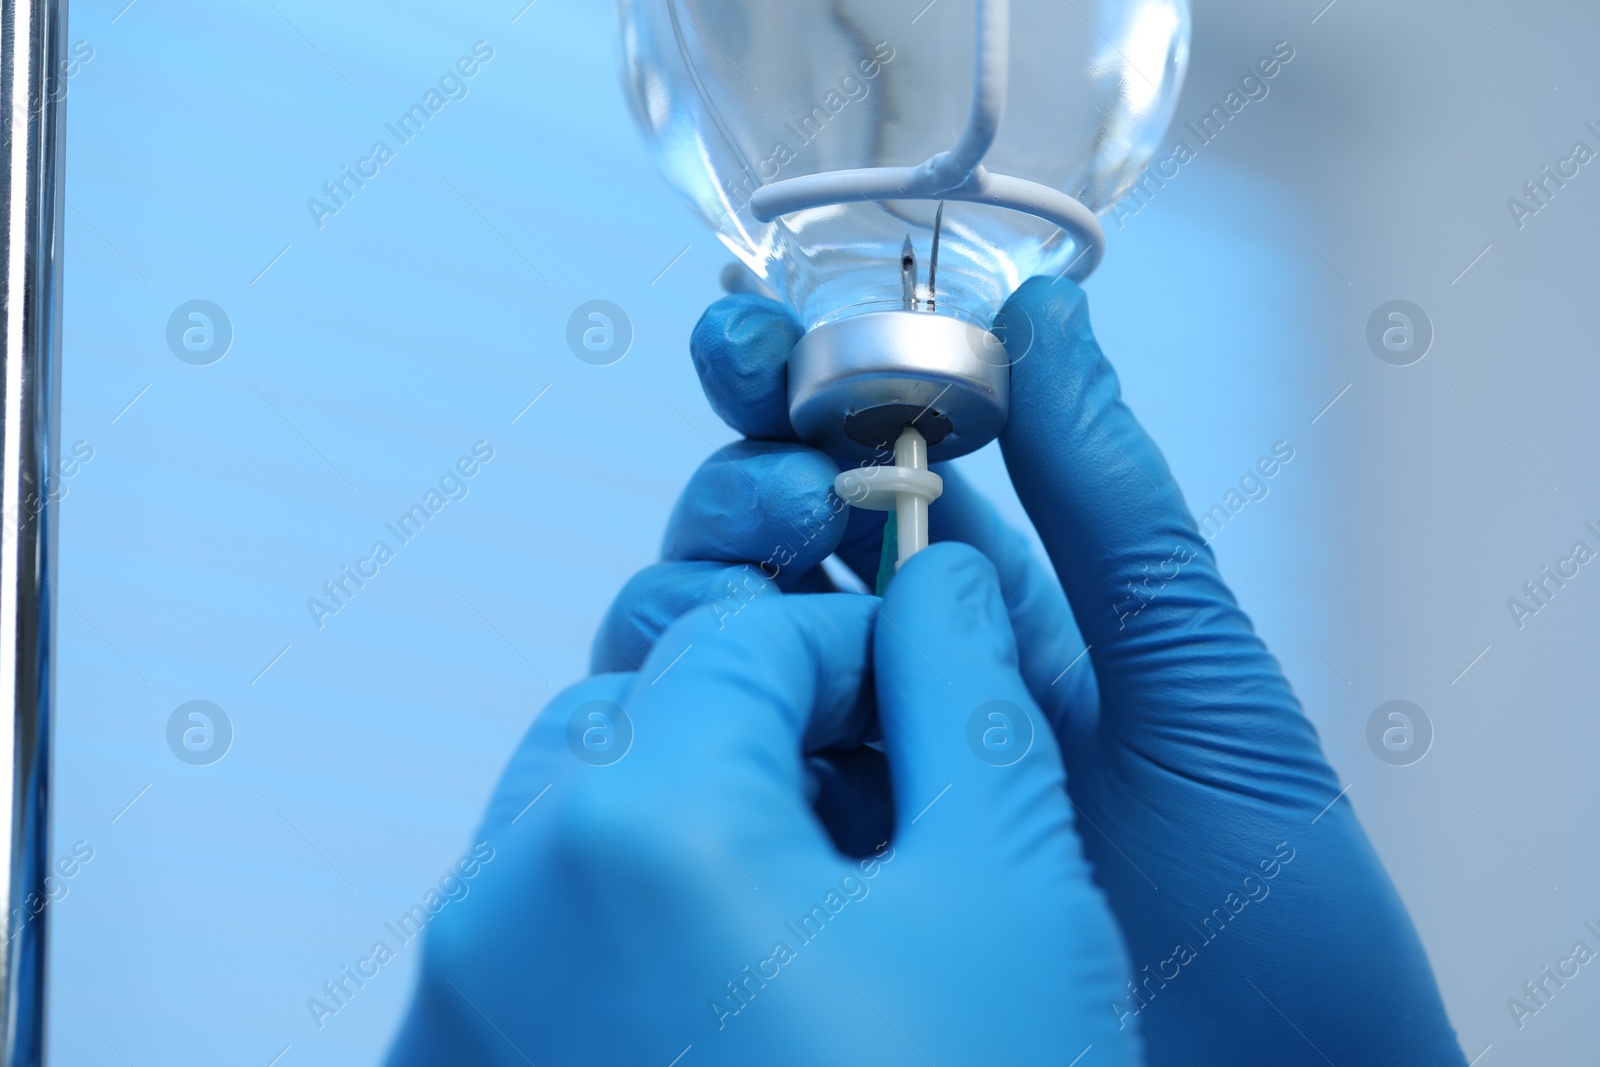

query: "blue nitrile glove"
xmin=388 ymin=546 xmax=1140 ymax=1066
xmin=595 ymin=278 xmax=1467 ymax=1066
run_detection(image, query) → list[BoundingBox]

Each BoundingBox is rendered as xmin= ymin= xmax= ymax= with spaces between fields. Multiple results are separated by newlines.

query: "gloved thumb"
xmin=997 ymin=276 xmax=1301 ymax=752
xmin=875 ymin=543 xmax=1079 ymax=862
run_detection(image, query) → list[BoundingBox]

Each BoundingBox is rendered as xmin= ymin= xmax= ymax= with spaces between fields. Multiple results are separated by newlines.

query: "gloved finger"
xmin=999 ymin=276 xmax=1310 ymax=770
xmin=595 ymin=444 xmax=845 ymax=676
xmin=689 ymin=293 xmax=803 ymax=441
xmin=590 ymin=561 xmax=775 ymax=674
xmin=873 ymin=543 xmax=1077 ymax=860
xmin=591 ymin=557 xmax=878 ymax=850
xmin=481 ymin=673 xmax=634 ymax=830
xmin=688 ymin=294 xmax=878 ymax=579
xmin=919 ymin=466 xmax=1096 ymax=726
xmin=626 ymin=592 xmax=878 ymax=822
xmin=804 ymin=746 xmax=895 ymax=858
xmin=660 ymin=440 xmax=847 ymax=575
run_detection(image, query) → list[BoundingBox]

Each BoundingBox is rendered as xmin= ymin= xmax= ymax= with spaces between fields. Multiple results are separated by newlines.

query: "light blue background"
xmin=51 ymin=0 xmax=1600 ymax=1065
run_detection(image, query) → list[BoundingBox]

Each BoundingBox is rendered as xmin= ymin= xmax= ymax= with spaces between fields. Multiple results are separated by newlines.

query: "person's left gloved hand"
xmin=597 ymin=287 xmax=1465 ymax=1067
xmin=387 ymin=545 xmax=1140 ymax=1066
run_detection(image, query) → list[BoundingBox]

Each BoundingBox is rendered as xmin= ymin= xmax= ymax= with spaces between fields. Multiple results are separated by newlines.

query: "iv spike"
xmin=900 ymin=236 xmax=917 ymax=309
xmin=892 ymin=426 xmax=931 ymax=567
xmin=830 ymin=424 xmax=943 ymax=574
xmin=928 ymin=201 xmax=945 ymax=312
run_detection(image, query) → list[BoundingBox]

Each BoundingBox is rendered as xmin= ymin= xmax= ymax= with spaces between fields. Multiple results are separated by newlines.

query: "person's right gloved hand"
xmin=596 ymin=275 xmax=1468 ymax=1066
xmin=389 ymin=545 xmax=1140 ymax=1066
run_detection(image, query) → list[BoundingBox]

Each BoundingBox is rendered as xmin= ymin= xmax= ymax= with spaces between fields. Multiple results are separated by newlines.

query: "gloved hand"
xmin=388 ymin=546 xmax=1141 ymax=1066
xmin=595 ymin=276 xmax=1468 ymax=1066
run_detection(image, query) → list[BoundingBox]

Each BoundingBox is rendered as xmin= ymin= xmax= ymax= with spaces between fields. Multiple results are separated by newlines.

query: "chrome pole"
xmin=0 ymin=0 xmax=66 ymax=1062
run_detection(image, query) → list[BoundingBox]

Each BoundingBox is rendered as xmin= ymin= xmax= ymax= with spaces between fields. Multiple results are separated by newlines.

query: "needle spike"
xmin=900 ymin=236 xmax=917 ymax=310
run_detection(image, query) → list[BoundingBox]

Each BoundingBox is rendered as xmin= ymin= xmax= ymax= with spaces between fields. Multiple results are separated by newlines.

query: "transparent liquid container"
xmin=619 ymin=0 xmax=1190 ymax=462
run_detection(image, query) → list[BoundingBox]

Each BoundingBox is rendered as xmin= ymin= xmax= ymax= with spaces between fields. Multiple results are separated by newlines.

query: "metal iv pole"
xmin=0 ymin=0 xmax=66 ymax=1061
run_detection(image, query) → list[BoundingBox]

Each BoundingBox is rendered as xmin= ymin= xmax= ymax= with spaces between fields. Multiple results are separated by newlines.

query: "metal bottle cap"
xmin=787 ymin=310 xmax=1009 ymax=464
